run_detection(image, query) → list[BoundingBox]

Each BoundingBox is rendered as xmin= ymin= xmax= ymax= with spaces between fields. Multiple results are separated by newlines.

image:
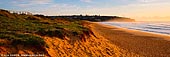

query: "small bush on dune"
xmin=36 ymin=28 xmax=65 ymax=39
xmin=0 ymin=32 xmax=45 ymax=46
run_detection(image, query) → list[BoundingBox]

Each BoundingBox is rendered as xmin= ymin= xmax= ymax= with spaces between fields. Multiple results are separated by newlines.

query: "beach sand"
xmin=89 ymin=22 xmax=170 ymax=57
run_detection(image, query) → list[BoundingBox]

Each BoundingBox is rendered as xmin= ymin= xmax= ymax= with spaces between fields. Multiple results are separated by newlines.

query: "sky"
xmin=0 ymin=0 xmax=170 ymax=21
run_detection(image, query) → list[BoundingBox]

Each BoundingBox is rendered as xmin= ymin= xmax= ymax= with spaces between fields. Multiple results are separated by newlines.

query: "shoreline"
xmin=96 ymin=22 xmax=170 ymax=41
xmin=90 ymin=22 xmax=170 ymax=56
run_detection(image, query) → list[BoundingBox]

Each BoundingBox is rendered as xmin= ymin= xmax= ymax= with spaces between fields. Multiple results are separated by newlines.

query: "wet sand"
xmin=90 ymin=22 xmax=170 ymax=57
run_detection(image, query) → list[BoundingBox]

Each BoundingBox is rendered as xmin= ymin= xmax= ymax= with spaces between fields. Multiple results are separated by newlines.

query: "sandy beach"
xmin=89 ymin=22 xmax=170 ymax=57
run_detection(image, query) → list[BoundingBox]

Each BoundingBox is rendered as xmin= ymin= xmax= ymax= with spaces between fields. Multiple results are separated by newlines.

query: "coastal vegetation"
xmin=0 ymin=9 xmax=89 ymax=48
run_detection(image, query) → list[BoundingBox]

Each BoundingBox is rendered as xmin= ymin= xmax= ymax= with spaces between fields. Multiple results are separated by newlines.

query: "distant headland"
xmin=35 ymin=14 xmax=135 ymax=22
xmin=1 ymin=9 xmax=135 ymax=22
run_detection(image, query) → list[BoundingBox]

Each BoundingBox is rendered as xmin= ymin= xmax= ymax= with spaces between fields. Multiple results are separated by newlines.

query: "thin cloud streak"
xmin=12 ymin=0 xmax=52 ymax=7
xmin=80 ymin=0 xmax=92 ymax=3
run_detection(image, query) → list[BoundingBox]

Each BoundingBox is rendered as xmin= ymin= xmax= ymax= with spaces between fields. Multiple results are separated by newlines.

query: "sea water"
xmin=101 ymin=22 xmax=170 ymax=35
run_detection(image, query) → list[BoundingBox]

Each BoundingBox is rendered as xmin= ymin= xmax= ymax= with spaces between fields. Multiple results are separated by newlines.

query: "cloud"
xmin=44 ymin=2 xmax=170 ymax=21
xmin=137 ymin=0 xmax=168 ymax=3
xmin=40 ymin=2 xmax=170 ymax=16
xmin=41 ymin=4 xmax=81 ymax=15
xmin=12 ymin=0 xmax=52 ymax=7
xmin=80 ymin=0 xmax=92 ymax=3
xmin=30 ymin=0 xmax=52 ymax=4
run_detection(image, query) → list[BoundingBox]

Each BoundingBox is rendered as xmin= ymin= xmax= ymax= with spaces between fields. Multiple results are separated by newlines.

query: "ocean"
xmin=101 ymin=22 xmax=170 ymax=35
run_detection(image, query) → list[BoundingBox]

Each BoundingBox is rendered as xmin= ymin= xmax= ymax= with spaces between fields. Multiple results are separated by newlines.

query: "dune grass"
xmin=0 ymin=10 xmax=89 ymax=47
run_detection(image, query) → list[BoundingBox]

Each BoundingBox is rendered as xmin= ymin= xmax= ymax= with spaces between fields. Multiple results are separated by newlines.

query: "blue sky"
xmin=0 ymin=0 xmax=170 ymax=21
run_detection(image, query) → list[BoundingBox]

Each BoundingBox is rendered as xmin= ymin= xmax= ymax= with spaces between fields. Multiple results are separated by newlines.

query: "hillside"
xmin=0 ymin=9 xmax=134 ymax=57
xmin=0 ymin=9 xmax=87 ymax=56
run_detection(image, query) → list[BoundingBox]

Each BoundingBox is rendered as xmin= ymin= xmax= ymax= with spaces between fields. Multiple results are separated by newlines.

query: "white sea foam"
xmin=101 ymin=22 xmax=170 ymax=35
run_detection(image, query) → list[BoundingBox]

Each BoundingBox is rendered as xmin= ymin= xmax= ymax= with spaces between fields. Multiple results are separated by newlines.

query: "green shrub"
xmin=36 ymin=28 xmax=65 ymax=39
xmin=0 ymin=32 xmax=45 ymax=46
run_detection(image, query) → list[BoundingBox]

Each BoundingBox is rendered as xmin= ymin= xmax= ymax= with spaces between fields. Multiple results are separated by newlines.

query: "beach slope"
xmin=89 ymin=23 xmax=170 ymax=57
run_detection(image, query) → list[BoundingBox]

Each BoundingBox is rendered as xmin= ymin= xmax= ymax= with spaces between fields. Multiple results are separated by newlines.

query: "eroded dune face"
xmin=43 ymin=23 xmax=139 ymax=57
xmin=0 ymin=25 xmax=137 ymax=57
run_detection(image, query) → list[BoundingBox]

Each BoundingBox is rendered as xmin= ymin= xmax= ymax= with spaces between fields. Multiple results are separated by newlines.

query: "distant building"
xmin=8 ymin=10 xmax=32 ymax=15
